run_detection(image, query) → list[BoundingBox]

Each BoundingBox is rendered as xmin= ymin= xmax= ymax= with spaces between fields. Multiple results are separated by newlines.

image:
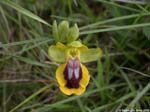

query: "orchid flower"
xmin=48 ymin=21 xmax=102 ymax=95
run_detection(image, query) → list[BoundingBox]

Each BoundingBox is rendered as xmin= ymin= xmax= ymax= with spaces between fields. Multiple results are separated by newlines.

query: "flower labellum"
xmin=64 ymin=57 xmax=82 ymax=89
xmin=55 ymin=48 xmax=90 ymax=95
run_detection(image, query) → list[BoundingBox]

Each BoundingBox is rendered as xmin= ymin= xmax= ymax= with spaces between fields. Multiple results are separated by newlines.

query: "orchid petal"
xmin=48 ymin=45 xmax=66 ymax=63
xmin=80 ymin=48 xmax=102 ymax=63
xmin=56 ymin=64 xmax=66 ymax=86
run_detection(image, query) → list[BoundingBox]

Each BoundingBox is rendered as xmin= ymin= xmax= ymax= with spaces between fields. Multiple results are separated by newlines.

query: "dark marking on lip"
xmin=63 ymin=58 xmax=82 ymax=88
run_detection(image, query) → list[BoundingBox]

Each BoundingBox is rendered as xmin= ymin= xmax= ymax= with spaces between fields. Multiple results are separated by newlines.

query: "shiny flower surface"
xmin=48 ymin=41 xmax=102 ymax=95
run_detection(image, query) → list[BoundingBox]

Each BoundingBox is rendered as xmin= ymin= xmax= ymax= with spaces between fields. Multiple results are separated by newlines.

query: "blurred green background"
xmin=0 ymin=0 xmax=150 ymax=112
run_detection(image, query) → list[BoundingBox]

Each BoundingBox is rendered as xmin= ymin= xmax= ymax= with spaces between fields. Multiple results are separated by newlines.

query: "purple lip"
xmin=63 ymin=58 xmax=82 ymax=88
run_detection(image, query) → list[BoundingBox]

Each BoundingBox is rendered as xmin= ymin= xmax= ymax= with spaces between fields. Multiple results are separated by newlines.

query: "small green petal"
xmin=56 ymin=42 xmax=67 ymax=49
xmin=67 ymin=24 xmax=79 ymax=43
xmin=80 ymin=48 xmax=102 ymax=63
xmin=58 ymin=21 xmax=69 ymax=42
xmin=52 ymin=20 xmax=59 ymax=42
xmin=67 ymin=41 xmax=83 ymax=48
xmin=48 ymin=45 xmax=66 ymax=63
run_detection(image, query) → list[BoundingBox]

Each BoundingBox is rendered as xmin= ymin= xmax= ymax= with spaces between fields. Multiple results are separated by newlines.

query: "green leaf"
xmin=48 ymin=45 xmax=66 ymax=63
xmin=67 ymin=24 xmax=79 ymax=43
xmin=80 ymin=48 xmax=102 ymax=63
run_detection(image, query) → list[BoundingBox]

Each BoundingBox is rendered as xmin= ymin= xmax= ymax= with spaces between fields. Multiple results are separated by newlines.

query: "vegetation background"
xmin=0 ymin=0 xmax=150 ymax=112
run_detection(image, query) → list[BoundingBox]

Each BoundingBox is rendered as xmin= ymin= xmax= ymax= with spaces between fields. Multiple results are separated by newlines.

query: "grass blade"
xmin=9 ymin=84 xmax=52 ymax=112
xmin=80 ymin=22 xmax=150 ymax=35
xmin=0 ymin=0 xmax=51 ymax=27
xmin=128 ymin=82 xmax=150 ymax=108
